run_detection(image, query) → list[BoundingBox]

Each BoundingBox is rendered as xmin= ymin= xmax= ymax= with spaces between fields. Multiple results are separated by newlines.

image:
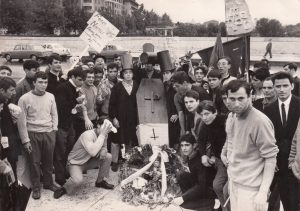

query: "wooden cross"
xmin=150 ymin=128 xmax=159 ymax=140
xmin=144 ymin=92 xmax=160 ymax=113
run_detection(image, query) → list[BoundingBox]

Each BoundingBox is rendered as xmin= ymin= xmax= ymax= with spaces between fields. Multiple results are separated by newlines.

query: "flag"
xmin=197 ymin=36 xmax=250 ymax=77
xmin=209 ymin=32 xmax=224 ymax=69
xmin=225 ymin=0 xmax=254 ymax=36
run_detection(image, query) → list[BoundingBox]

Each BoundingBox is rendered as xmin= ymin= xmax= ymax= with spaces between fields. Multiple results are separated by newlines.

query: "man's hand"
xmin=254 ymin=191 xmax=268 ymax=211
xmin=172 ymin=197 xmax=184 ymax=206
xmin=23 ymin=142 xmax=32 ymax=154
xmin=85 ymin=118 xmax=94 ymax=130
xmin=99 ymin=121 xmax=112 ymax=136
xmin=201 ymin=155 xmax=211 ymax=167
xmin=113 ymin=118 xmax=120 ymax=128
xmin=170 ymin=114 xmax=178 ymax=123
xmin=221 ymin=154 xmax=229 ymax=167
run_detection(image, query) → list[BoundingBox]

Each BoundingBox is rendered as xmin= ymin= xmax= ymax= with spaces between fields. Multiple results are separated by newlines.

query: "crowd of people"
xmin=0 ymin=48 xmax=299 ymax=211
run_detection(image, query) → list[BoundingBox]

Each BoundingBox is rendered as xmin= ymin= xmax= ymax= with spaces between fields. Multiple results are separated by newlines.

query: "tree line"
xmin=0 ymin=0 xmax=299 ymax=37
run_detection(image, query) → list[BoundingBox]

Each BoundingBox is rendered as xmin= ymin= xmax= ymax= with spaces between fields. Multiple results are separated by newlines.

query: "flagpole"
xmin=243 ymin=34 xmax=250 ymax=82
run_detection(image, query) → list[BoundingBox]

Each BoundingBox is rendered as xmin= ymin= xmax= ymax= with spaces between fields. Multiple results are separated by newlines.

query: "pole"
xmin=244 ymin=35 xmax=250 ymax=82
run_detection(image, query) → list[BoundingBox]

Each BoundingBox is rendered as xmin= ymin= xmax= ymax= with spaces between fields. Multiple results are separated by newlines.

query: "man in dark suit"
xmin=264 ymin=71 xmax=300 ymax=211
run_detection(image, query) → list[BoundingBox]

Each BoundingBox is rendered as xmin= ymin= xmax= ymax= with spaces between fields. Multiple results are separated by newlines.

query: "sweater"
xmin=227 ymin=106 xmax=278 ymax=188
xmin=81 ymin=83 xmax=97 ymax=120
xmin=289 ymin=118 xmax=300 ymax=180
xmin=17 ymin=91 xmax=58 ymax=144
xmin=68 ymin=129 xmax=107 ymax=165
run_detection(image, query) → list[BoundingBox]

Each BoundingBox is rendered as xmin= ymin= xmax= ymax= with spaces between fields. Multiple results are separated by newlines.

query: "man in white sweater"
xmin=221 ymin=80 xmax=278 ymax=211
xmin=53 ymin=118 xmax=114 ymax=199
xmin=18 ymin=71 xmax=59 ymax=200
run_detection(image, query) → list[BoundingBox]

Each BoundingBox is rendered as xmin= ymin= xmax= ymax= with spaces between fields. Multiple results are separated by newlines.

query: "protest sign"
xmin=225 ymin=0 xmax=254 ymax=35
xmin=80 ymin=11 xmax=119 ymax=52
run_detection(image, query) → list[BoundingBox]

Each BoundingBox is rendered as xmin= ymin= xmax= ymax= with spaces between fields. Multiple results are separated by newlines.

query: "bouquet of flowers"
xmin=120 ymin=144 xmax=188 ymax=209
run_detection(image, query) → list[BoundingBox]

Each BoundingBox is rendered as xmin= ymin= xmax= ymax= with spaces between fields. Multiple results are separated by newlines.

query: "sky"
xmin=137 ymin=0 xmax=300 ymax=25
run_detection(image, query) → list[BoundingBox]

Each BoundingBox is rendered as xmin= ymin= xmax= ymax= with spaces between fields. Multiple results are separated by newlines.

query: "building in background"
xmin=78 ymin=0 xmax=138 ymax=15
xmin=123 ymin=0 xmax=139 ymax=15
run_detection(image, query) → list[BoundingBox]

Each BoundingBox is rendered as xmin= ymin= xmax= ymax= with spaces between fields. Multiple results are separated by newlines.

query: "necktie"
xmin=281 ymin=103 xmax=287 ymax=127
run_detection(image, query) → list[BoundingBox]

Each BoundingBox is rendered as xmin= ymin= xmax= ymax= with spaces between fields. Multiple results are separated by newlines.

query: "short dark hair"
xmin=180 ymin=133 xmax=196 ymax=145
xmin=252 ymin=67 xmax=270 ymax=81
xmin=94 ymin=55 xmax=106 ymax=63
xmin=194 ymin=66 xmax=207 ymax=76
xmin=83 ymin=58 xmax=94 ymax=64
xmin=184 ymin=90 xmax=199 ymax=101
xmin=226 ymin=80 xmax=251 ymax=97
xmin=107 ymin=62 xmax=119 ymax=70
xmin=93 ymin=65 xmax=104 ymax=74
xmin=0 ymin=66 xmax=12 ymax=74
xmin=0 ymin=77 xmax=16 ymax=91
xmin=283 ymin=63 xmax=297 ymax=71
xmin=272 ymin=71 xmax=294 ymax=85
xmin=197 ymin=100 xmax=217 ymax=114
xmin=218 ymin=56 xmax=232 ymax=65
xmin=207 ymin=69 xmax=222 ymax=79
xmin=171 ymin=71 xmax=189 ymax=84
xmin=69 ymin=66 xmax=87 ymax=80
xmin=33 ymin=71 xmax=48 ymax=82
xmin=85 ymin=69 xmax=95 ymax=75
xmin=47 ymin=53 xmax=62 ymax=65
xmin=253 ymin=61 xmax=269 ymax=70
xmin=23 ymin=60 xmax=40 ymax=70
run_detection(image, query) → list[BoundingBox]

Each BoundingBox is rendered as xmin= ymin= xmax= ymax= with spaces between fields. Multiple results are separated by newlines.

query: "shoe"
xmin=44 ymin=184 xmax=60 ymax=192
xmin=111 ymin=162 xmax=119 ymax=172
xmin=32 ymin=189 xmax=41 ymax=200
xmin=95 ymin=180 xmax=114 ymax=189
xmin=54 ymin=187 xmax=66 ymax=199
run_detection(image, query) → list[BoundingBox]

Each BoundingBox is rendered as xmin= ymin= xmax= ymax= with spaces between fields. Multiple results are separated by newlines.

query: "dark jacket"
xmin=109 ymin=81 xmax=139 ymax=145
xmin=13 ymin=78 xmax=34 ymax=104
xmin=264 ymin=95 xmax=300 ymax=170
xmin=198 ymin=114 xmax=227 ymax=159
xmin=179 ymin=151 xmax=215 ymax=210
xmin=55 ymin=81 xmax=79 ymax=130
xmin=46 ymin=72 xmax=65 ymax=95
xmin=292 ymin=76 xmax=300 ymax=97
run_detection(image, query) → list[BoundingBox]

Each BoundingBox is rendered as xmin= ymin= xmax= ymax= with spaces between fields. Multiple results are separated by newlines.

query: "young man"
xmin=54 ymin=67 xmax=86 ymax=186
xmin=172 ymin=71 xmax=210 ymax=135
xmin=73 ymin=69 xmax=97 ymax=141
xmin=96 ymin=63 xmax=121 ymax=171
xmin=251 ymin=67 xmax=270 ymax=102
xmin=207 ymin=69 xmax=228 ymax=115
xmin=197 ymin=100 xmax=228 ymax=211
xmin=93 ymin=65 xmax=104 ymax=87
xmin=283 ymin=62 xmax=300 ymax=97
xmin=46 ymin=54 xmax=65 ymax=95
xmin=221 ymin=80 xmax=278 ymax=211
xmin=163 ymin=68 xmax=180 ymax=148
xmin=172 ymin=133 xmax=215 ymax=210
xmin=253 ymin=77 xmax=277 ymax=111
xmin=53 ymin=119 xmax=114 ymax=199
xmin=94 ymin=55 xmax=106 ymax=69
xmin=183 ymin=90 xmax=201 ymax=140
xmin=18 ymin=72 xmax=59 ymax=199
xmin=0 ymin=66 xmax=12 ymax=78
xmin=264 ymin=72 xmax=300 ymax=211
xmin=217 ymin=57 xmax=236 ymax=86
xmin=193 ymin=66 xmax=207 ymax=87
xmin=14 ymin=60 xmax=40 ymax=104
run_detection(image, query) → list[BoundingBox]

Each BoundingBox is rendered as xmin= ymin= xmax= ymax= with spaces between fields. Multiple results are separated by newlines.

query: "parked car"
xmin=88 ymin=44 xmax=128 ymax=62
xmin=1 ymin=43 xmax=52 ymax=62
xmin=42 ymin=43 xmax=71 ymax=60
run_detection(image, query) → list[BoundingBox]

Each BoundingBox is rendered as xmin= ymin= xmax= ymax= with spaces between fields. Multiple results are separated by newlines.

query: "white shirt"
xmin=278 ymin=94 xmax=292 ymax=123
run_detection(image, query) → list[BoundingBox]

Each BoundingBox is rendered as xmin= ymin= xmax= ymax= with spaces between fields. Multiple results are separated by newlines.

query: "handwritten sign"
xmin=80 ymin=11 xmax=119 ymax=51
xmin=225 ymin=0 xmax=254 ymax=35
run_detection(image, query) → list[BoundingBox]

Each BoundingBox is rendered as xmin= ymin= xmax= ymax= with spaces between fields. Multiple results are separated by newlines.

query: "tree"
xmin=256 ymin=18 xmax=284 ymax=37
xmin=0 ymin=0 xmax=26 ymax=34
xmin=161 ymin=13 xmax=173 ymax=26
